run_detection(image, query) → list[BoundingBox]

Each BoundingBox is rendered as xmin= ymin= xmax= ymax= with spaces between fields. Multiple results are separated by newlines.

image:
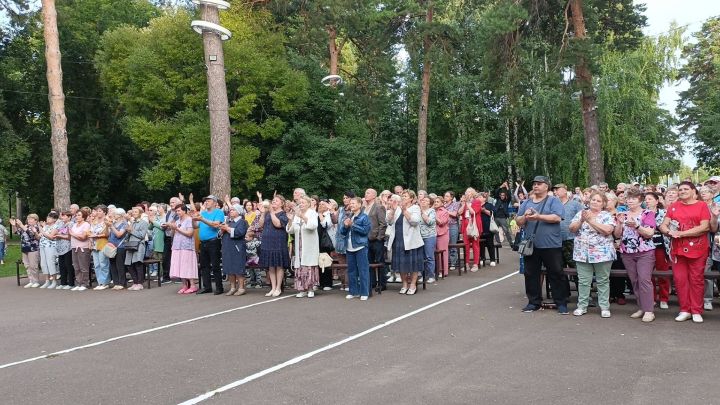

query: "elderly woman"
xmin=107 ymin=209 xmax=129 ymax=290
xmin=124 ymin=207 xmax=149 ymax=291
xmin=10 ymin=214 xmax=42 ymax=288
xmin=220 ymin=204 xmax=249 ymax=296
xmin=340 ymin=197 xmax=371 ymax=299
xmin=569 ymin=191 xmax=616 ymax=318
xmin=169 ymin=204 xmax=199 ymax=294
xmin=90 ymin=205 xmax=111 ymax=290
xmin=387 ymin=190 xmax=425 ymax=295
xmin=614 ymin=189 xmax=657 ymax=322
xmin=54 ymin=211 xmax=74 ymax=289
xmin=69 ymin=208 xmax=92 ymax=291
xmin=38 ymin=211 xmax=60 ymax=289
xmin=258 ymin=195 xmax=291 ymax=297
xmin=434 ymin=197 xmax=450 ymax=278
xmin=419 ymin=195 xmax=437 ymax=283
xmin=458 ymin=188 xmax=483 ymax=272
xmin=287 ymin=195 xmax=320 ymax=298
xmin=660 ymin=181 xmax=711 ymax=323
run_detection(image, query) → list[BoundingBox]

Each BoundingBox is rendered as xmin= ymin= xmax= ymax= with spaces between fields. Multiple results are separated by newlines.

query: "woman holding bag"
xmin=124 ymin=207 xmax=149 ymax=291
xmin=434 ymin=197 xmax=450 ymax=278
xmin=458 ymin=188 xmax=483 ymax=272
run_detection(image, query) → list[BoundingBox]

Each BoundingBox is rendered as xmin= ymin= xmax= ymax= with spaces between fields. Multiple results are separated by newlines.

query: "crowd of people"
xmin=7 ymin=175 xmax=720 ymax=323
xmin=7 ymin=186 xmax=512 ymax=300
xmin=518 ymin=175 xmax=720 ymax=324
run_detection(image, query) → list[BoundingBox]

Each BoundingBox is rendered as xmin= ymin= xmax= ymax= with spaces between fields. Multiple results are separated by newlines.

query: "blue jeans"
xmin=449 ymin=224 xmax=459 ymax=267
xmin=423 ymin=236 xmax=437 ymax=279
xmin=0 ymin=241 xmax=5 ymax=260
xmin=347 ymin=247 xmax=369 ymax=297
xmin=92 ymin=250 xmax=111 ymax=285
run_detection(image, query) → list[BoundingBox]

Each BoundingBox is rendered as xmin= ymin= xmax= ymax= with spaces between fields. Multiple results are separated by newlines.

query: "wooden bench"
xmin=142 ymin=258 xmax=163 ymax=288
xmin=447 ymin=243 xmax=467 ymax=275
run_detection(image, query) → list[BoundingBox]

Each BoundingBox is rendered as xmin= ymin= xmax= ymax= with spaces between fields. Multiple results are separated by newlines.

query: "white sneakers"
xmin=295 ymin=292 xmax=307 ymax=298
xmin=94 ymin=284 xmax=109 ymax=291
xmin=427 ymin=277 xmax=436 ymax=284
xmin=601 ymin=310 xmax=611 ymax=318
xmin=692 ymin=314 xmax=704 ymax=323
xmin=23 ymin=282 xmax=34 ymax=289
xmin=360 ymin=296 xmax=368 ymax=301
xmin=642 ymin=312 xmax=655 ymax=323
xmin=322 ymin=287 xmax=332 ymax=291
xmin=659 ymin=301 xmax=669 ymax=309
xmin=630 ymin=310 xmax=644 ymax=319
xmin=470 ymin=265 xmax=479 ymax=273
xmin=307 ymin=291 xmax=315 ymax=298
xmin=345 ymin=294 xmax=355 ymax=299
xmin=704 ymin=301 xmax=713 ymax=311
xmin=489 ymin=261 xmax=497 ymax=267
xmin=573 ymin=308 xmax=587 ymax=316
xmin=675 ymin=312 xmax=692 ymax=322
xmin=39 ymin=280 xmax=52 ymax=289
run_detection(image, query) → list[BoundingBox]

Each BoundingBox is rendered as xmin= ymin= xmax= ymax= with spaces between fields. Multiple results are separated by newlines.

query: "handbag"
xmin=124 ymin=237 xmax=141 ymax=252
xmin=489 ymin=213 xmax=499 ymax=234
xmin=466 ymin=214 xmax=480 ymax=239
xmin=102 ymin=242 xmax=117 ymax=258
xmin=517 ymin=197 xmax=549 ymax=257
xmin=318 ymin=224 xmax=335 ymax=253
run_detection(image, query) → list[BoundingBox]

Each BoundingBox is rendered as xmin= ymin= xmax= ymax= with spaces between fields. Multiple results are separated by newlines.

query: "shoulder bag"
xmin=517 ymin=197 xmax=549 ymax=257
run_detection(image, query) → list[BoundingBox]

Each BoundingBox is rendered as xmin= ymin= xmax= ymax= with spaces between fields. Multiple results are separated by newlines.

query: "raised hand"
xmin=178 ymin=192 xmax=185 ymax=202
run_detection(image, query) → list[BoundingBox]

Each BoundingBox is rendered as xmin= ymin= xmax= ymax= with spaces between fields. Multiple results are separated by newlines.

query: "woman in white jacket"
xmin=387 ymin=190 xmax=425 ymax=295
xmin=287 ymin=195 xmax=320 ymax=298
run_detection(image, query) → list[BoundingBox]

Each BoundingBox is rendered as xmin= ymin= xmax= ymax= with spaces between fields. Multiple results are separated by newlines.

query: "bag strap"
xmin=527 ymin=196 xmax=550 ymax=239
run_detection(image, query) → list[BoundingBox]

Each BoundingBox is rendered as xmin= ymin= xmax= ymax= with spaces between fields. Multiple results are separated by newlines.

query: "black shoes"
xmin=196 ymin=289 xmax=213 ymax=295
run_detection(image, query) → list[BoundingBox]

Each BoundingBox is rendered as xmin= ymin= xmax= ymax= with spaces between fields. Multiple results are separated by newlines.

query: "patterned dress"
xmin=571 ymin=210 xmax=616 ymax=264
xmin=258 ymin=211 xmax=290 ymax=268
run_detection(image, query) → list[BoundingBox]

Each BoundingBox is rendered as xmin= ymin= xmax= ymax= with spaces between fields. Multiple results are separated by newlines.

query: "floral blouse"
xmin=571 ymin=210 xmax=616 ymax=263
xmin=17 ymin=224 xmax=40 ymax=253
xmin=619 ymin=210 xmax=656 ymax=254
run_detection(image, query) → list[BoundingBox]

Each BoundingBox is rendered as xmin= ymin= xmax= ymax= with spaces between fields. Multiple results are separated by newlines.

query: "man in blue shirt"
xmin=553 ymin=183 xmax=583 ymax=268
xmin=193 ymin=195 xmax=225 ymax=294
xmin=516 ymin=176 xmax=569 ymax=314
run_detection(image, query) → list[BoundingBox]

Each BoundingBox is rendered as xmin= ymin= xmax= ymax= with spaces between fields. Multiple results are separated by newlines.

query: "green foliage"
xmin=678 ymin=17 xmax=720 ymax=169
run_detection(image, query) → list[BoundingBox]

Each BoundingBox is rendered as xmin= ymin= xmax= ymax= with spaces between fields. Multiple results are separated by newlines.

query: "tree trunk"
xmin=201 ymin=5 xmax=231 ymax=198
xmin=504 ymin=118 xmax=512 ymax=181
xmin=416 ymin=0 xmax=433 ymax=192
xmin=328 ymin=25 xmax=339 ymax=77
xmin=42 ymin=0 xmax=71 ymax=210
xmin=569 ymin=0 xmax=605 ymax=185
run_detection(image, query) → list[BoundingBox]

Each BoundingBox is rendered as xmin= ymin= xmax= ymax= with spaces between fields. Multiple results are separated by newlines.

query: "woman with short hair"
xmin=287 ymin=195 xmax=320 ymax=298
xmin=387 ymin=190 xmax=425 ymax=294
xmin=108 ymin=209 xmax=129 ymax=290
xmin=10 ymin=214 xmax=42 ymax=288
xmin=419 ymin=195 xmax=437 ymax=283
xmin=69 ymin=208 xmax=92 ymax=291
xmin=124 ymin=207 xmax=149 ymax=291
xmin=458 ymin=188 xmax=483 ymax=272
xmin=90 ymin=205 xmax=111 ymax=290
xmin=220 ymin=204 xmax=249 ymax=296
xmin=38 ymin=211 xmax=60 ymax=289
xmin=569 ymin=191 xmax=616 ymax=317
xmin=169 ymin=204 xmax=199 ymax=294
xmin=54 ymin=211 xmax=74 ymax=289
xmin=660 ymin=181 xmax=711 ymax=323
xmin=258 ymin=195 xmax=291 ymax=297
xmin=614 ymin=189 xmax=657 ymax=322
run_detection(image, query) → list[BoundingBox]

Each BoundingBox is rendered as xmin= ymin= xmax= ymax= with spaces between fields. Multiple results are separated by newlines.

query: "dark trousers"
xmin=524 ymin=247 xmax=568 ymax=306
xmin=128 ymin=261 xmax=144 ymax=285
xmin=163 ymin=236 xmax=172 ymax=278
xmin=199 ymin=239 xmax=222 ymax=291
xmin=110 ymin=248 xmax=127 ymax=287
xmin=58 ymin=251 xmax=75 ymax=286
xmin=319 ymin=259 xmax=334 ymax=288
xmin=368 ymin=239 xmax=386 ymax=288
xmin=480 ymin=233 xmax=496 ymax=262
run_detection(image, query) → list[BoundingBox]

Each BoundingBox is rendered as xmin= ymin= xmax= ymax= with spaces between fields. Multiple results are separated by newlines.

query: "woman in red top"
xmin=458 ymin=187 xmax=483 ymax=272
xmin=660 ymin=181 xmax=711 ymax=323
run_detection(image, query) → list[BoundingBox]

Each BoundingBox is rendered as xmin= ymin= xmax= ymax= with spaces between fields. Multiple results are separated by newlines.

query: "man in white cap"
xmin=704 ymin=176 xmax=720 ymax=204
xmin=193 ymin=195 xmax=225 ymax=294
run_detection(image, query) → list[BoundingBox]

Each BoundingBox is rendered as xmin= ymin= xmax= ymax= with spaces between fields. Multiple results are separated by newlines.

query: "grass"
xmin=0 ymin=241 xmax=21 ymax=278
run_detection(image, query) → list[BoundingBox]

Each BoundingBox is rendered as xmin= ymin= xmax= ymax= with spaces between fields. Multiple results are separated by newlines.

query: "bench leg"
xmin=16 ymin=261 xmax=21 ymax=286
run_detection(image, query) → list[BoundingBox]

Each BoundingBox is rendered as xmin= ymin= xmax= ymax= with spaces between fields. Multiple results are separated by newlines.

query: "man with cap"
xmin=553 ymin=183 xmax=583 ymax=268
xmin=193 ymin=195 xmax=226 ymax=294
xmin=516 ymin=175 xmax=569 ymax=314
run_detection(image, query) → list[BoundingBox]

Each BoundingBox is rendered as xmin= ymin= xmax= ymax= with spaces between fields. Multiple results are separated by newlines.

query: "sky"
xmin=637 ymin=0 xmax=720 ymax=168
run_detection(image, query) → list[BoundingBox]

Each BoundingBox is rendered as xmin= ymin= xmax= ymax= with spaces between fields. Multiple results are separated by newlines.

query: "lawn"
xmin=1 ymin=242 xmax=21 ymax=278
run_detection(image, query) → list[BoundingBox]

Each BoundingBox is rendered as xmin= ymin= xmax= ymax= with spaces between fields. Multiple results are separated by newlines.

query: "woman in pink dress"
xmin=169 ymin=204 xmax=199 ymax=294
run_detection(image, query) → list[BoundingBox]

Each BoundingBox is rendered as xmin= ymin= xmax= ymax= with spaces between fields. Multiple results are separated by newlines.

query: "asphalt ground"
xmin=2 ymin=246 xmax=720 ymax=404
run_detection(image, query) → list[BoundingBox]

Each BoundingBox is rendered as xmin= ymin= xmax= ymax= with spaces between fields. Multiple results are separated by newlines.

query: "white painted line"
xmin=178 ymin=270 xmax=519 ymax=405
xmin=0 ymin=294 xmax=295 ymax=370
